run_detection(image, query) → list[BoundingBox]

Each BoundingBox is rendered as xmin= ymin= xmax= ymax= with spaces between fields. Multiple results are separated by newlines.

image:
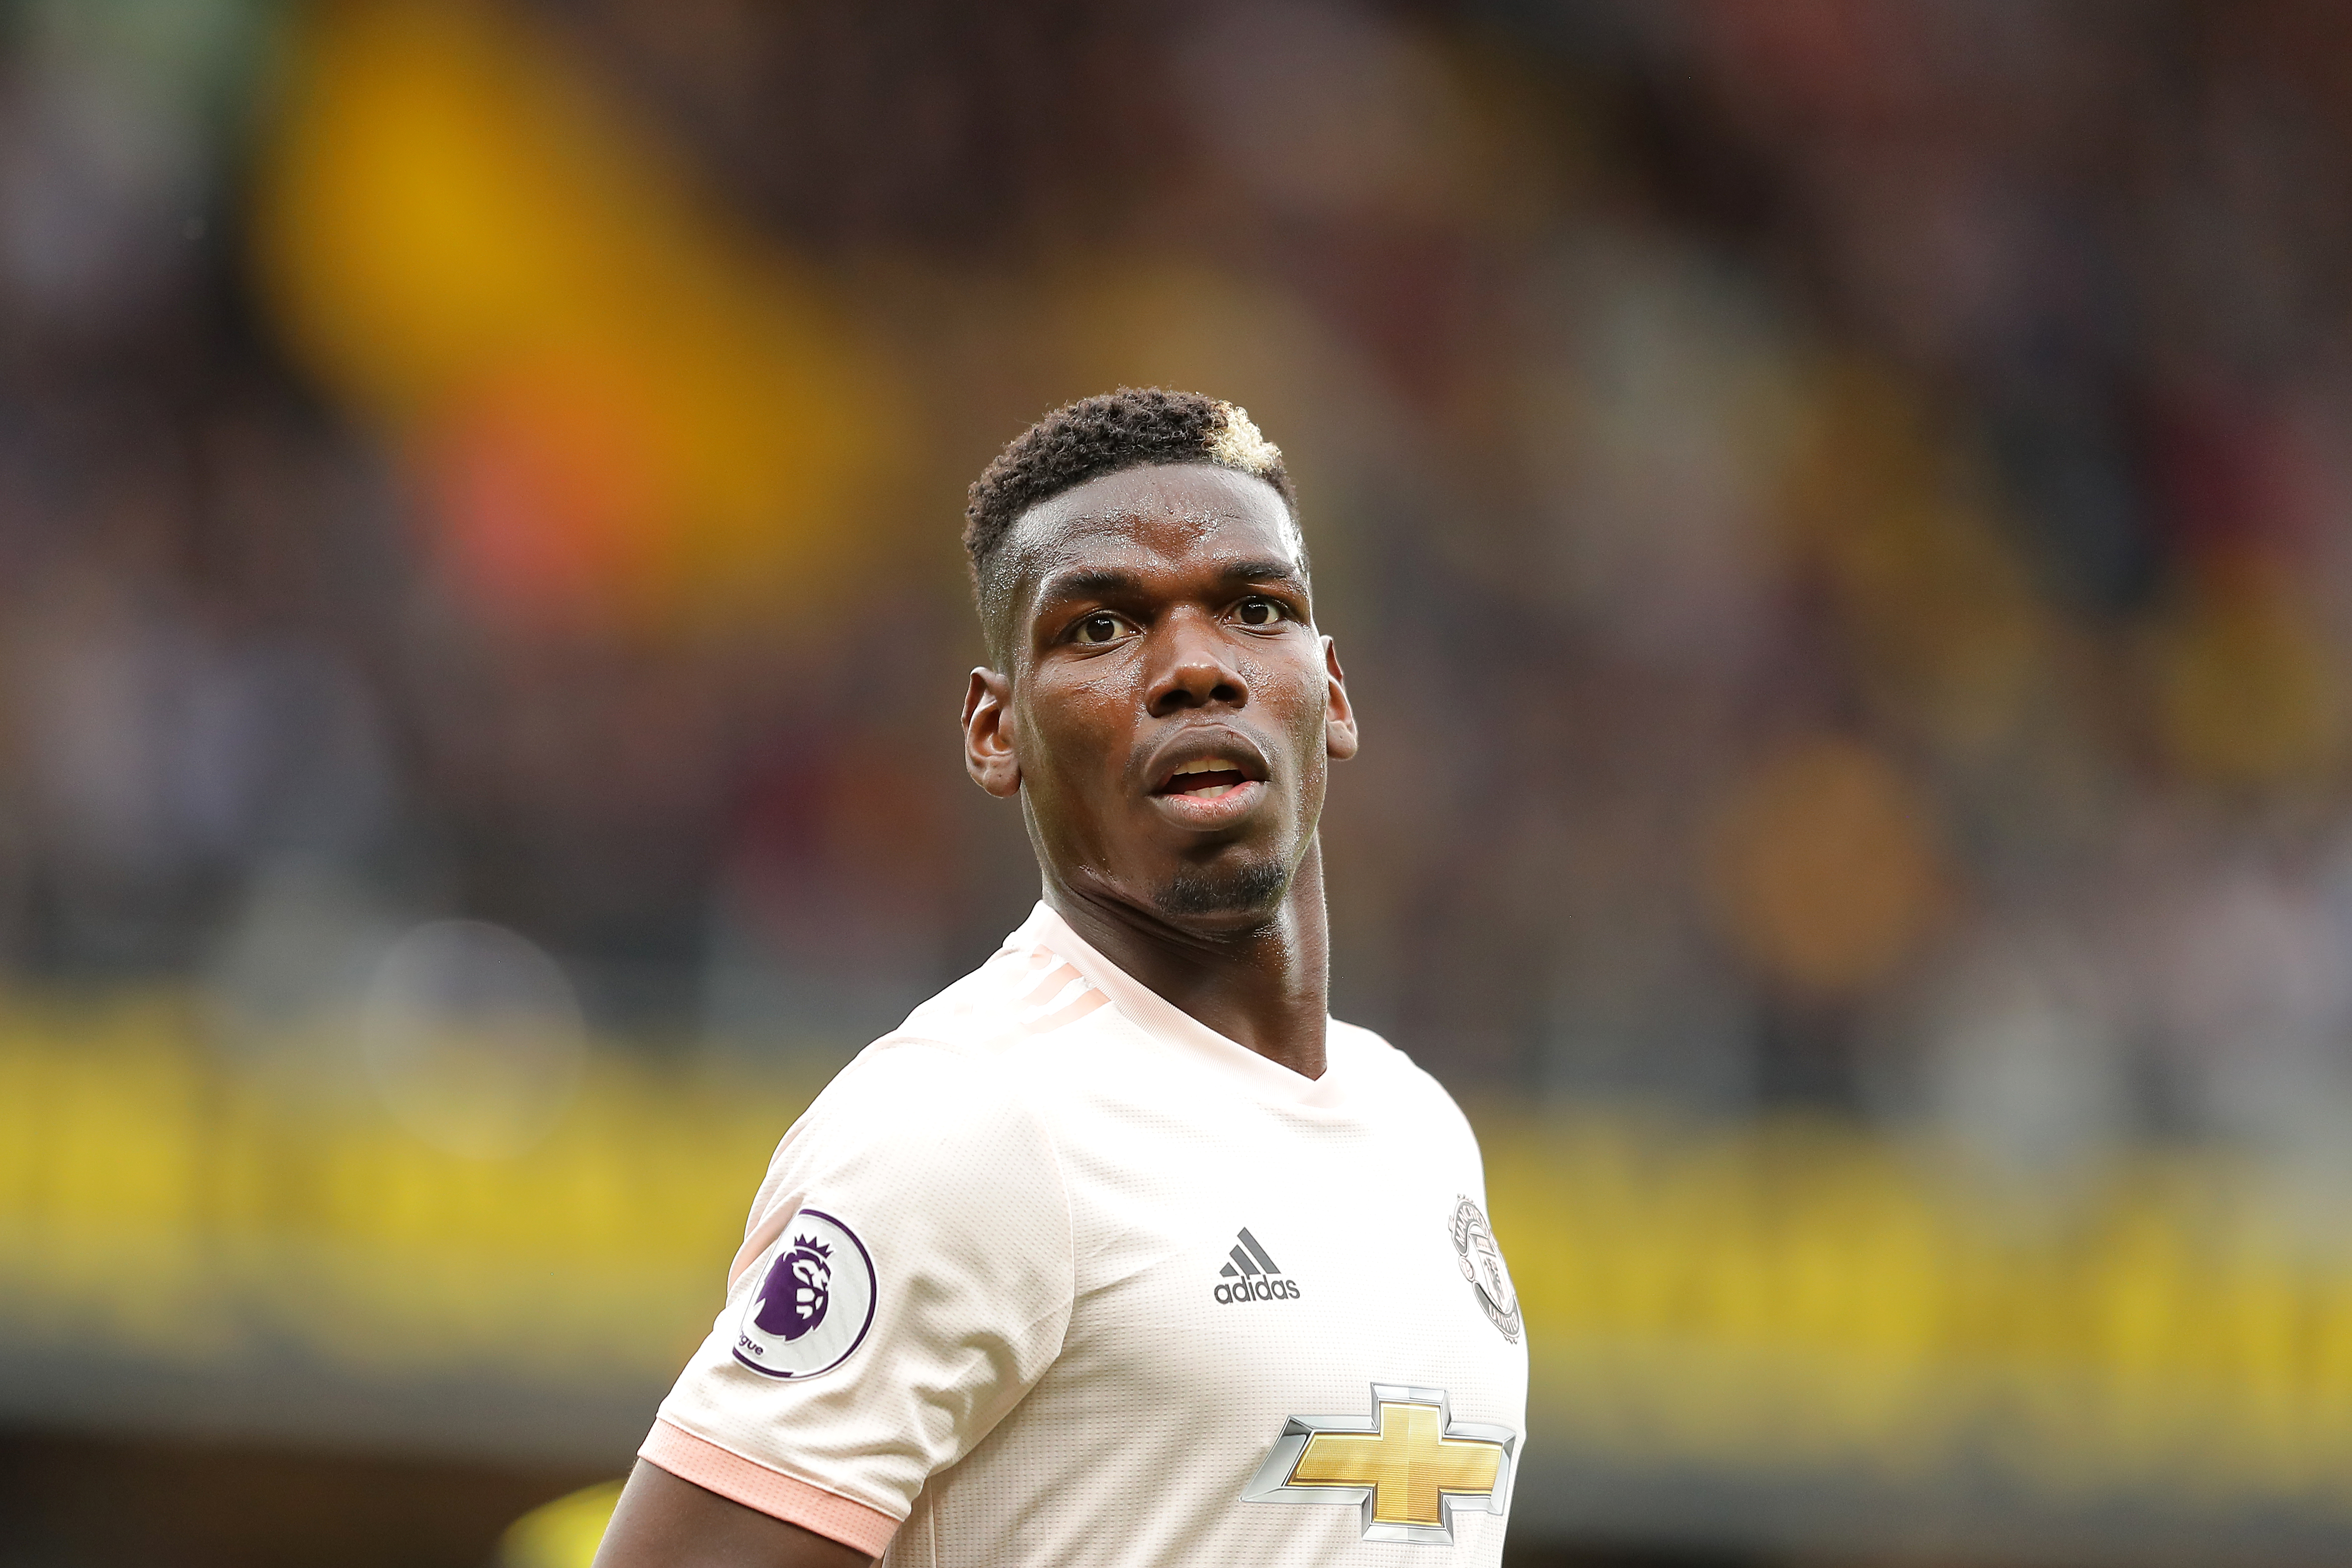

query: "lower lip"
xmin=1150 ymin=778 xmax=1267 ymax=829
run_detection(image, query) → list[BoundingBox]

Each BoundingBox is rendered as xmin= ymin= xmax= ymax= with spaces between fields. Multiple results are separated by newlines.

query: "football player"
xmin=595 ymin=389 xmax=1527 ymax=1567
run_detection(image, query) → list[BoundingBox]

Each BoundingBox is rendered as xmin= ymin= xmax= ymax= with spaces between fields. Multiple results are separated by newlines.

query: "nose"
xmin=1145 ymin=609 xmax=1250 ymax=717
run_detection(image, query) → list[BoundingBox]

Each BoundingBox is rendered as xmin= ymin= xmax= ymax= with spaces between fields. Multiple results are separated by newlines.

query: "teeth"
xmin=1193 ymin=783 xmax=1237 ymax=800
xmin=1172 ymin=757 xmax=1237 ymax=776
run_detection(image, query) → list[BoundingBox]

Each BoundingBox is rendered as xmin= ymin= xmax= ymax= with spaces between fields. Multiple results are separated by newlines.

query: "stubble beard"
xmin=1152 ymin=853 xmax=1290 ymax=922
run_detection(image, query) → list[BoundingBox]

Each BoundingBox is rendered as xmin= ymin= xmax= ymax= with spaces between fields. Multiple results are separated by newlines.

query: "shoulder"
xmin=890 ymin=931 xmax=1109 ymax=1058
xmin=786 ymin=1032 xmax=1055 ymax=1171
xmin=771 ymin=937 xmax=1101 ymax=1172
xmin=742 ymin=1032 xmax=1075 ymax=1285
xmin=804 ymin=934 xmax=1089 ymax=1112
xmin=1326 ymin=1017 xmax=1446 ymax=1098
xmin=1328 ymin=1018 xmax=1482 ymax=1153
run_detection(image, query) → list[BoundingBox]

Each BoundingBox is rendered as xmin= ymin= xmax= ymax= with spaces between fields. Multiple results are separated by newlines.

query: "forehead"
xmin=1006 ymin=463 xmax=1302 ymax=606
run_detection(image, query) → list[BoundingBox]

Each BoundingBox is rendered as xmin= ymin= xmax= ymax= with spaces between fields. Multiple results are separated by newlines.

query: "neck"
xmin=1043 ymin=843 xmax=1332 ymax=1079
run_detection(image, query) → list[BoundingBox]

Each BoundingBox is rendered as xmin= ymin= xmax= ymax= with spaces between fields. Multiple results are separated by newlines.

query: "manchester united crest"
xmin=1449 ymin=1197 xmax=1520 ymax=1343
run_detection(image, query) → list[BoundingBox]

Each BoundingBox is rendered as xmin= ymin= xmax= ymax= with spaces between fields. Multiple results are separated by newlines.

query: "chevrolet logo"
xmin=1241 ymin=1384 xmax=1516 ymax=1543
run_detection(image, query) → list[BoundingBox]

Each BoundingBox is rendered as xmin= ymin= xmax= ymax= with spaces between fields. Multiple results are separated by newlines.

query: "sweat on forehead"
xmin=980 ymin=463 xmax=1308 ymax=664
xmin=962 ymin=388 xmax=1303 ymax=649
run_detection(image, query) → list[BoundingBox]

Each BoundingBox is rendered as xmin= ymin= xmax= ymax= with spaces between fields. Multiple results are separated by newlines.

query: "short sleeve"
xmin=641 ymin=1040 xmax=1075 ymax=1556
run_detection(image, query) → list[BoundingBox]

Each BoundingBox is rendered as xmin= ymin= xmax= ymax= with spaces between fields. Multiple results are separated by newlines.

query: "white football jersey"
xmin=644 ymin=903 xmax=1529 ymax=1564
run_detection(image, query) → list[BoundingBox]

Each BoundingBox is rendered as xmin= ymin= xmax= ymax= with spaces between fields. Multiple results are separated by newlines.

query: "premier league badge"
xmin=1449 ymin=1197 xmax=1521 ymax=1344
xmin=733 ymin=1208 xmax=877 ymax=1380
xmin=758 ymin=1235 xmax=835 ymax=1341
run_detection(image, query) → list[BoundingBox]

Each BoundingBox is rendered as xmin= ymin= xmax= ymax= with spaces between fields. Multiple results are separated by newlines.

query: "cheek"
xmin=1251 ymin=658 xmax=1334 ymax=748
xmin=1018 ymin=670 xmax=1143 ymax=800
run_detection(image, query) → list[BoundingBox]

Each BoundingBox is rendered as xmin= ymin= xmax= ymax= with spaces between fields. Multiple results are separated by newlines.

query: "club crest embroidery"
xmin=733 ymin=1208 xmax=876 ymax=1380
xmin=1450 ymin=1196 xmax=1521 ymax=1343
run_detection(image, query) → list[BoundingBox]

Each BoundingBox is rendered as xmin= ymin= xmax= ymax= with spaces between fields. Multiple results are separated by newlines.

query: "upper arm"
xmin=592 ymin=1460 xmax=872 ymax=1568
xmin=644 ymin=1044 xmax=1075 ymax=1549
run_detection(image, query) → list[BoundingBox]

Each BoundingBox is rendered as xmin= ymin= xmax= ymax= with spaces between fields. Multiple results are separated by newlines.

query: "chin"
xmin=1150 ymin=855 xmax=1291 ymax=924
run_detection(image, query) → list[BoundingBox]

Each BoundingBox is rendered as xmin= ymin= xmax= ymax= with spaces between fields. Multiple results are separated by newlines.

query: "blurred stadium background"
xmin=5 ymin=1 xmax=2352 ymax=1564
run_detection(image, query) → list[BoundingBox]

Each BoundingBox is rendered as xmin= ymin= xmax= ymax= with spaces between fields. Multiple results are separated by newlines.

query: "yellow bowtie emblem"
xmin=1242 ymin=1385 xmax=1516 ymax=1543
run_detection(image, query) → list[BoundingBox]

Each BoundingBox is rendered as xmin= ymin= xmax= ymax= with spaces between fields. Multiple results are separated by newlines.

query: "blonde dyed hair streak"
xmin=1204 ymin=402 xmax=1283 ymax=480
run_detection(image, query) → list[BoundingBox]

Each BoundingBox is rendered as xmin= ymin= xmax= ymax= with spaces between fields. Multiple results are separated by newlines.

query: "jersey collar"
xmin=1016 ymin=902 xmax=1351 ymax=1110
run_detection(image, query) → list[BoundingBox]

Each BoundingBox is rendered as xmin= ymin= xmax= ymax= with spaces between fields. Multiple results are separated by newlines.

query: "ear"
xmin=963 ymin=667 xmax=1023 ymax=797
xmin=1321 ymin=637 xmax=1358 ymax=761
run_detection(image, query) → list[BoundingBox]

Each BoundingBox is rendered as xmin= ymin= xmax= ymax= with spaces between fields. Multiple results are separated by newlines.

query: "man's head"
xmin=964 ymin=389 xmax=1304 ymax=665
xmin=959 ymin=389 xmax=1356 ymax=935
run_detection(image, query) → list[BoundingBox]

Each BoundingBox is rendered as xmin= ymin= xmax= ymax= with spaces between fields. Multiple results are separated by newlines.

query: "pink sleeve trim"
xmin=639 ymin=1417 xmax=900 ymax=1558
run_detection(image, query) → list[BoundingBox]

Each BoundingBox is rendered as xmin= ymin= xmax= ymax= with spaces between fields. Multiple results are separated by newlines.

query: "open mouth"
xmin=1153 ymin=757 xmax=1255 ymax=801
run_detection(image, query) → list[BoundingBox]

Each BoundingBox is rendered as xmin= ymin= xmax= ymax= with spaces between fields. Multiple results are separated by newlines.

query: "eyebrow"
xmin=1031 ymin=557 xmax=1306 ymax=607
xmin=1032 ymin=567 xmax=1143 ymax=606
xmin=1215 ymin=559 xmax=1307 ymax=588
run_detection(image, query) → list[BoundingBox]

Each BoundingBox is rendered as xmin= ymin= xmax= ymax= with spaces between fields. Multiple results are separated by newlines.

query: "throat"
xmin=1043 ymin=853 xmax=1334 ymax=1081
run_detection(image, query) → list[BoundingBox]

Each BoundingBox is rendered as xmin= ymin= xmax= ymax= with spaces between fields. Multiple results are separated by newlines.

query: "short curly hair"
xmin=963 ymin=387 xmax=1300 ymax=658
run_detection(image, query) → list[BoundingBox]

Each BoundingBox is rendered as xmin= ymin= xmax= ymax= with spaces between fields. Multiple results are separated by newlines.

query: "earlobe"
xmin=962 ymin=667 xmax=1024 ymax=797
xmin=1322 ymin=637 xmax=1359 ymax=761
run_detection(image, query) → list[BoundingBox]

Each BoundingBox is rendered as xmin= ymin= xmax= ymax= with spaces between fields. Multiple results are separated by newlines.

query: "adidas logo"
xmin=1212 ymin=1228 xmax=1301 ymax=1304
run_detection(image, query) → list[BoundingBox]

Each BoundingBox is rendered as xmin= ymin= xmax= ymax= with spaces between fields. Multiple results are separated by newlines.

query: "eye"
xmin=1072 ymin=612 xmax=1129 ymax=646
xmin=1235 ymin=596 xmax=1289 ymax=628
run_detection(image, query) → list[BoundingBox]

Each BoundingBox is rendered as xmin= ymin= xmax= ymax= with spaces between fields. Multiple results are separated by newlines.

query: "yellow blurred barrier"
xmin=1485 ymin=1110 xmax=2352 ymax=1508
xmin=0 ymin=996 xmax=796 ymax=1384
xmin=6 ymin=1003 xmax=2352 ymax=1517
xmin=499 ymin=1479 xmax=624 ymax=1568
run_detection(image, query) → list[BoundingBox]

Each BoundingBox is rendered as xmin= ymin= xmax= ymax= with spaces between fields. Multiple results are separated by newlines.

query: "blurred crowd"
xmin=4 ymin=0 xmax=2352 ymax=1190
